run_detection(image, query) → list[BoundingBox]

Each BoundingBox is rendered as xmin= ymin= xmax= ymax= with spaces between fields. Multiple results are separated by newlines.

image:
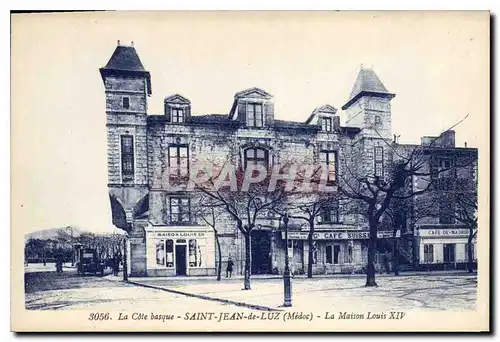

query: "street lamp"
xmin=283 ymin=212 xmax=292 ymax=307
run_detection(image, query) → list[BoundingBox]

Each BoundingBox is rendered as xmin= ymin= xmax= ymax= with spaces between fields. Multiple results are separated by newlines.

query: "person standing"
xmin=226 ymin=257 xmax=234 ymax=278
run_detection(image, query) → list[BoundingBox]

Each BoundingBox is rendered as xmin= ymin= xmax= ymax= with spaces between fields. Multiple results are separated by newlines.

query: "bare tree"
xmin=193 ymin=197 xmax=226 ymax=281
xmin=338 ymin=117 xmax=474 ymax=286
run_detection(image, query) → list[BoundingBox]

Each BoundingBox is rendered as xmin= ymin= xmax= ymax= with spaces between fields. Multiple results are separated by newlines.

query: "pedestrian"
xmin=226 ymin=257 xmax=234 ymax=278
xmin=113 ymin=253 xmax=120 ymax=276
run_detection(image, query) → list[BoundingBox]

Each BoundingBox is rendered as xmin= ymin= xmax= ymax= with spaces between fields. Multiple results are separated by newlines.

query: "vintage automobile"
xmin=75 ymin=248 xmax=105 ymax=276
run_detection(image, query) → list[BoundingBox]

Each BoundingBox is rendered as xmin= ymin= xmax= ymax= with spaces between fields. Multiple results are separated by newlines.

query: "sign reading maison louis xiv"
xmin=149 ymin=231 xmax=207 ymax=238
xmin=283 ymin=230 xmax=400 ymax=240
xmin=419 ymin=228 xmax=469 ymax=237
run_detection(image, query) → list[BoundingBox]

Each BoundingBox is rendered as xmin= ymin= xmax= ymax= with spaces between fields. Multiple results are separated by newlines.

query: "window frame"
xmin=423 ymin=244 xmax=434 ymax=263
xmin=244 ymin=147 xmax=269 ymax=170
xmin=321 ymin=202 xmax=340 ymax=224
xmin=171 ymin=107 xmax=184 ymax=123
xmin=246 ymin=102 xmax=264 ymax=128
xmin=169 ymin=197 xmax=191 ymax=224
xmin=168 ymin=144 xmax=190 ymax=177
xmin=321 ymin=117 xmax=333 ymax=132
xmin=122 ymin=96 xmax=130 ymax=110
xmin=374 ymin=146 xmax=384 ymax=178
xmin=319 ymin=150 xmax=338 ymax=183
xmin=443 ymin=243 xmax=456 ymax=263
xmin=120 ymin=135 xmax=134 ymax=182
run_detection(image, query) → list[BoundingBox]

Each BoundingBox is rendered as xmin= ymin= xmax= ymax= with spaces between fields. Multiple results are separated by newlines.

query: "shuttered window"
xmin=246 ymin=103 xmax=263 ymax=127
xmin=121 ymin=135 xmax=134 ymax=182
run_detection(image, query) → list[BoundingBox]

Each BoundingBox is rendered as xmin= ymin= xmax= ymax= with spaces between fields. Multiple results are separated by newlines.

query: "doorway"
xmin=251 ymin=230 xmax=272 ymax=274
xmin=175 ymin=245 xmax=187 ymax=275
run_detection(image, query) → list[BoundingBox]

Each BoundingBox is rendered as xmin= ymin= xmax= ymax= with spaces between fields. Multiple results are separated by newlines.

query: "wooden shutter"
xmin=238 ymin=100 xmax=247 ymax=124
xmin=165 ymin=103 xmax=172 ymax=122
xmin=265 ymin=102 xmax=274 ymax=126
xmin=332 ymin=116 xmax=340 ymax=131
xmin=184 ymin=105 xmax=191 ymax=122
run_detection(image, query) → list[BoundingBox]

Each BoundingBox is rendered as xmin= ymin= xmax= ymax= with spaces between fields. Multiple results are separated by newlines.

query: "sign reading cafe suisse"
xmin=283 ymin=230 xmax=401 ymax=240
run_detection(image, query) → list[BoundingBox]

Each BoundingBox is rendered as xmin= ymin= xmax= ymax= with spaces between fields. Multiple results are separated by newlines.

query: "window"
xmin=321 ymin=202 xmax=340 ymax=223
xmin=168 ymin=145 xmax=189 ymax=177
xmin=170 ymin=197 xmax=191 ymax=223
xmin=246 ymin=103 xmax=263 ymax=127
xmin=424 ymin=244 xmax=434 ymax=263
xmin=443 ymin=244 xmax=455 ymax=263
xmin=326 ymin=245 xmax=341 ymax=264
xmin=319 ymin=151 xmax=337 ymax=183
xmin=326 ymin=246 xmax=333 ymax=264
xmin=244 ymin=148 xmax=268 ymax=169
xmin=166 ymin=240 xmax=174 ymax=267
xmin=439 ymin=200 xmax=454 ymax=224
xmin=156 ymin=240 xmax=165 ymax=266
xmin=375 ymin=115 xmax=381 ymax=125
xmin=374 ymin=146 xmax=384 ymax=177
xmin=172 ymin=108 xmax=184 ymax=123
xmin=189 ymin=239 xmax=200 ymax=267
xmin=334 ymin=245 xmax=340 ymax=264
xmin=121 ymin=135 xmax=134 ymax=182
xmin=122 ymin=96 xmax=130 ymax=109
xmin=321 ymin=117 xmax=333 ymax=132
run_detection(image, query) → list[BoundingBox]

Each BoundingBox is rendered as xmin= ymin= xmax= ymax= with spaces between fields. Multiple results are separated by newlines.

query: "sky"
xmin=11 ymin=11 xmax=489 ymax=234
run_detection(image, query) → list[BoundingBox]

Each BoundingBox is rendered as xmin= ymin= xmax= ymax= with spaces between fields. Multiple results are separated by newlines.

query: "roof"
xmin=234 ymin=87 xmax=273 ymax=99
xmin=102 ymin=45 xmax=146 ymax=72
xmin=342 ymin=68 xmax=395 ymax=110
xmin=100 ymin=45 xmax=152 ymax=95
xmin=274 ymin=119 xmax=318 ymax=131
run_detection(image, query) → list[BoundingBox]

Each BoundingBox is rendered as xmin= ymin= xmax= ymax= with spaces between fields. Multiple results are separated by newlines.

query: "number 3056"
xmin=88 ymin=313 xmax=110 ymax=321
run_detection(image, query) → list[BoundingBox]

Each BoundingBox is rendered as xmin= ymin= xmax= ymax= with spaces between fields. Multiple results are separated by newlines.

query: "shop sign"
xmin=282 ymin=230 xmax=400 ymax=240
xmin=149 ymin=231 xmax=207 ymax=238
xmin=419 ymin=228 xmax=469 ymax=237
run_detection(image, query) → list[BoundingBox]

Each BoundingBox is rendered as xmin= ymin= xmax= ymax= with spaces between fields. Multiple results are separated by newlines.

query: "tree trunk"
xmin=307 ymin=220 xmax=314 ymax=278
xmin=467 ymin=230 xmax=474 ymax=273
xmin=215 ymin=232 xmax=222 ymax=281
xmin=366 ymin=220 xmax=378 ymax=287
xmin=243 ymin=233 xmax=251 ymax=290
xmin=393 ymin=229 xmax=399 ymax=276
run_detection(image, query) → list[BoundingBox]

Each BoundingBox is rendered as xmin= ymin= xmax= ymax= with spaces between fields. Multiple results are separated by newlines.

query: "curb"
xmin=126 ymin=280 xmax=281 ymax=312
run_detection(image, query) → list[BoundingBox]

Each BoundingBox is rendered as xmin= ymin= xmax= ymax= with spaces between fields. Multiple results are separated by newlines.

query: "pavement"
xmin=111 ymin=272 xmax=477 ymax=312
xmin=25 ymin=266 xmax=248 ymax=312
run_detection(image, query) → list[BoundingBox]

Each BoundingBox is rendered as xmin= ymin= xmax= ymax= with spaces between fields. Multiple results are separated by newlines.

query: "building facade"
xmin=100 ymin=42 xmax=478 ymax=277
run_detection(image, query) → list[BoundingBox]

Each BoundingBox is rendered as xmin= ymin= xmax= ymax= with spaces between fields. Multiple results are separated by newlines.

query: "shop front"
xmin=145 ymin=225 xmax=215 ymax=276
xmin=278 ymin=230 xmax=401 ymax=275
xmin=416 ymin=226 xmax=476 ymax=270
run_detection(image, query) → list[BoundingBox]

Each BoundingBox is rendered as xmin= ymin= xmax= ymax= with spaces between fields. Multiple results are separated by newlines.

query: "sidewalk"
xmin=107 ymin=271 xmax=477 ymax=312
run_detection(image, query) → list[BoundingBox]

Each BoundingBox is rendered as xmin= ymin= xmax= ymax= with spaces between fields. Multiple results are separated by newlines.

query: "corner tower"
xmin=341 ymin=68 xmax=395 ymax=140
xmin=100 ymin=41 xmax=150 ymax=276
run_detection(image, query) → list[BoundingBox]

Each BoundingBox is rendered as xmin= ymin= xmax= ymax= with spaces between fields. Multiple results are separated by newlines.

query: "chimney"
xmin=131 ymin=41 xmax=134 ymax=47
xmin=117 ymin=39 xmax=121 ymax=46
xmin=465 ymin=142 xmax=468 ymax=148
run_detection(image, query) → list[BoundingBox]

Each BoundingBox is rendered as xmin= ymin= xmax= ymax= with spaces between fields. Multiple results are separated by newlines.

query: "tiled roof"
xmin=342 ymin=68 xmax=395 ymax=110
xmin=274 ymin=119 xmax=317 ymax=130
xmin=102 ymin=45 xmax=146 ymax=72
xmin=189 ymin=114 xmax=231 ymax=124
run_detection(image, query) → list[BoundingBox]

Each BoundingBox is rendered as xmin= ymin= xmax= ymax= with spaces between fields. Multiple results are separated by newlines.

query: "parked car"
xmin=75 ymin=248 xmax=104 ymax=276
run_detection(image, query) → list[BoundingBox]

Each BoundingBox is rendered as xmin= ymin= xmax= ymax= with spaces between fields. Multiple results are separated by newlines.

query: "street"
xmin=25 ymin=263 xmax=477 ymax=312
xmin=24 ymin=264 xmax=249 ymax=312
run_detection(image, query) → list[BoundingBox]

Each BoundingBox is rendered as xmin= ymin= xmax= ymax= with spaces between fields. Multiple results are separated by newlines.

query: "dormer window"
xmin=321 ymin=117 xmax=333 ymax=132
xmin=122 ymin=96 xmax=130 ymax=109
xmin=246 ymin=103 xmax=263 ymax=127
xmin=172 ymin=108 xmax=184 ymax=123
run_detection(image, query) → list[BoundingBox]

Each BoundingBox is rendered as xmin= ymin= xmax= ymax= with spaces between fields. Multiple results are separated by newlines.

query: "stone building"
xmin=100 ymin=42 xmax=478 ymax=277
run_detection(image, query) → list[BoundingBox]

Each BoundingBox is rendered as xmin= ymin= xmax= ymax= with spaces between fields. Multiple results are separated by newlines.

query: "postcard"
xmin=11 ymin=10 xmax=490 ymax=332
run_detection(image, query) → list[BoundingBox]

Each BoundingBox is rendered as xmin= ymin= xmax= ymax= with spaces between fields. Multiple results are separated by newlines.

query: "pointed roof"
xmin=100 ymin=44 xmax=152 ymax=95
xmin=341 ymin=68 xmax=395 ymax=110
